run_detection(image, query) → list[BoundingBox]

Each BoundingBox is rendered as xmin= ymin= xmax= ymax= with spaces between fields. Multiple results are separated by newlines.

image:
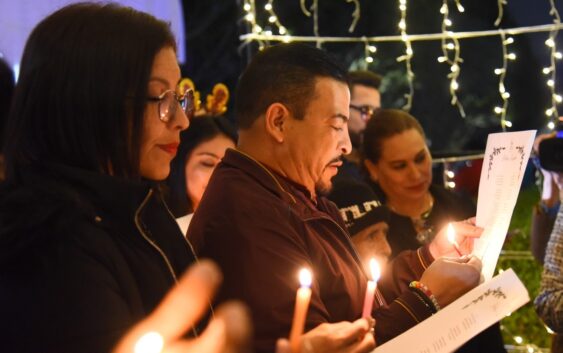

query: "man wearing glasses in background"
xmin=334 ymin=70 xmax=382 ymax=183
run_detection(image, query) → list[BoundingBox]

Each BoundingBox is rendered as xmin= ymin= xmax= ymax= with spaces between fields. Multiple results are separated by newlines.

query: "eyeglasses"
xmin=147 ymin=88 xmax=195 ymax=123
xmin=350 ymin=104 xmax=380 ymax=121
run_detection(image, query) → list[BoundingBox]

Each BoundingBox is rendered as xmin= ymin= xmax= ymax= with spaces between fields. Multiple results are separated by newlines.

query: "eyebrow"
xmin=196 ymin=152 xmax=221 ymax=159
xmin=388 ymin=148 xmax=426 ymax=163
xmin=148 ymin=77 xmax=182 ymax=89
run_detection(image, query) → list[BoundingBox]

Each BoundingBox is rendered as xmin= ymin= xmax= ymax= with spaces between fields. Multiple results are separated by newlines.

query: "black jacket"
xmin=0 ymin=163 xmax=197 ymax=353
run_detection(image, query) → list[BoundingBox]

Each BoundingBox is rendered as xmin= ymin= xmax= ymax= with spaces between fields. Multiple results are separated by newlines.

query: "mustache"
xmin=327 ymin=156 xmax=342 ymax=166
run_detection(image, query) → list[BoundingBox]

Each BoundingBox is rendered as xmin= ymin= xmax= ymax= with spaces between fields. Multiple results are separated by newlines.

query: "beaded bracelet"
xmin=410 ymin=289 xmax=437 ymax=314
xmin=409 ymin=281 xmax=441 ymax=312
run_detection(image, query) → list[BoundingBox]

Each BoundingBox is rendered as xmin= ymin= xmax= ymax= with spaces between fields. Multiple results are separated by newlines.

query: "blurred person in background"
xmin=166 ymin=115 xmax=236 ymax=234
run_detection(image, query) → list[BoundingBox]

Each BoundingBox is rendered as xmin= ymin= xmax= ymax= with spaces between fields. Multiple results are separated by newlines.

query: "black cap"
xmin=328 ymin=179 xmax=390 ymax=235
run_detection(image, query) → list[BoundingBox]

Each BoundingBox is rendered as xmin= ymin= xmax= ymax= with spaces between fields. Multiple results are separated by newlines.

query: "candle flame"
xmin=447 ymin=223 xmax=456 ymax=244
xmin=134 ymin=331 xmax=164 ymax=353
xmin=369 ymin=258 xmax=381 ymax=282
xmin=299 ymin=268 xmax=312 ymax=288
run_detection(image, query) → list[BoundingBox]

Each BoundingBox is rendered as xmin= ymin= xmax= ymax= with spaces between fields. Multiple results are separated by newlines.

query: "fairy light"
xmin=264 ymin=0 xmax=288 ymax=36
xmin=494 ymin=31 xmax=515 ymax=130
xmin=544 ymin=0 xmax=561 ymax=129
xmin=396 ymin=0 xmax=414 ymax=111
xmin=363 ymin=38 xmax=376 ymax=68
xmin=438 ymin=0 xmax=466 ymax=117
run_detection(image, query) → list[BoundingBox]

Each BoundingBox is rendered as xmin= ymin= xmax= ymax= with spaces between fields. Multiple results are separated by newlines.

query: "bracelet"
xmin=410 ymin=289 xmax=437 ymax=314
xmin=409 ymin=281 xmax=441 ymax=312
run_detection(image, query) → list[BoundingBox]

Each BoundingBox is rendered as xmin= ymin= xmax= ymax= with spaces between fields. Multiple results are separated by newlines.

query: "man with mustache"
xmin=190 ymin=43 xmax=483 ymax=353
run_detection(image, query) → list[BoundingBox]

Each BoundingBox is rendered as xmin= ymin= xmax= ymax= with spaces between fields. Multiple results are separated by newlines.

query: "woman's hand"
xmin=113 ymin=260 xmax=251 ymax=353
xmin=429 ymin=218 xmax=483 ymax=259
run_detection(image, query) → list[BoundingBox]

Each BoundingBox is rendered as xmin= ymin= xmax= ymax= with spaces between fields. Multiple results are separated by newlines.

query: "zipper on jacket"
xmin=134 ymin=189 xmax=178 ymax=283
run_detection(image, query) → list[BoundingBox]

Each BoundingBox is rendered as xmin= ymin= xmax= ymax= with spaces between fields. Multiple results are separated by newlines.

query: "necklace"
xmin=388 ymin=193 xmax=435 ymax=244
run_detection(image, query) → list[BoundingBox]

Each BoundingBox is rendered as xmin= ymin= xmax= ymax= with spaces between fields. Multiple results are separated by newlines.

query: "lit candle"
xmin=362 ymin=259 xmax=381 ymax=318
xmin=289 ymin=268 xmax=312 ymax=353
xmin=447 ymin=223 xmax=463 ymax=256
xmin=134 ymin=331 xmax=164 ymax=353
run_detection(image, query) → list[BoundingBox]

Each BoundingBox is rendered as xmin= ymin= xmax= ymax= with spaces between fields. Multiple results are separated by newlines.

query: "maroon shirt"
xmin=190 ymin=149 xmax=434 ymax=352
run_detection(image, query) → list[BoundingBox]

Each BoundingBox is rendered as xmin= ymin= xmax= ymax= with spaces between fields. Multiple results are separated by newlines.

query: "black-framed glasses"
xmin=350 ymin=104 xmax=380 ymax=121
xmin=147 ymin=88 xmax=195 ymax=123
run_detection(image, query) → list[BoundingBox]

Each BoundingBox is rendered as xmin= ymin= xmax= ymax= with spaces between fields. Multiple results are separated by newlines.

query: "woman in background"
xmin=166 ymin=116 xmax=236 ymax=234
xmin=361 ymin=108 xmax=505 ymax=353
xmin=362 ymin=109 xmax=475 ymax=257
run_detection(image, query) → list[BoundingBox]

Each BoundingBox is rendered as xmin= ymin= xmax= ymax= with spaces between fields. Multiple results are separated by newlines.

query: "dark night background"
xmin=181 ymin=0 xmax=563 ymax=155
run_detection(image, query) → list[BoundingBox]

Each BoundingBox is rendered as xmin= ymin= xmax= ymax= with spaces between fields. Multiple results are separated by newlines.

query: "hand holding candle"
xmin=289 ymin=269 xmax=312 ymax=353
xmin=362 ymin=258 xmax=381 ymax=318
xmin=447 ymin=223 xmax=463 ymax=257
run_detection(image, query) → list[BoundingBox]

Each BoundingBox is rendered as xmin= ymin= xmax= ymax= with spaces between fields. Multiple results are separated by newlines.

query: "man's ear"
xmin=364 ymin=159 xmax=379 ymax=182
xmin=264 ymin=103 xmax=290 ymax=143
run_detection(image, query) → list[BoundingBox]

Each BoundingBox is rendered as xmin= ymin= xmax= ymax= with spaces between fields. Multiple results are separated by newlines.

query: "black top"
xmin=0 ymin=163 xmax=197 ymax=353
xmin=368 ymin=182 xmax=475 ymax=259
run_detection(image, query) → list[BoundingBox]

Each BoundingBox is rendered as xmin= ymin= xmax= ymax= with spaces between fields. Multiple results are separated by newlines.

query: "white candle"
xmin=447 ymin=223 xmax=463 ymax=256
xmin=289 ymin=269 xmax=312 ymax=353
xmin=362 ymin=259 xmax=381 ymax=318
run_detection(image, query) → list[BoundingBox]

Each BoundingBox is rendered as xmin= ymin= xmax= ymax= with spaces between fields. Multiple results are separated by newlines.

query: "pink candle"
xmin=447 ymin=223 xmax=463 ymax=257
xmin=362 ymin=259 xmax=381 ymax=318
xmin=289 ymin=269 xmax=312 ymax=353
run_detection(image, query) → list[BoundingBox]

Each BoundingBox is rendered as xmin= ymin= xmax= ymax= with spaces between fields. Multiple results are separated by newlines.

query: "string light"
xmin=544 ymin=0 xmax=561 ymax=129
xmin=240 ymin=2 xmax=563 ymax=133
xmin=495 ymin=0 xmax=508 ymax=26
xmin=438 ymin=0 xmax=466 ymax=117
xmin=396 ymin=0 xmax=414 ymax=111
xmin=263 ymin=0 xmax=288 ymax=35
xmin=494 ymin=31 xmax=515 ymax=130
xmin=363 ymin=37 xmax=376 ymax=68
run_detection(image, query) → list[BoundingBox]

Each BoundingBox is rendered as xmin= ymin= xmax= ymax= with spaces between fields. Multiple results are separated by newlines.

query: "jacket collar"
xmin=18 ymin=162 xmax=154 ymax=222
xmin=222 ymin=149 xmax=337 ymax=218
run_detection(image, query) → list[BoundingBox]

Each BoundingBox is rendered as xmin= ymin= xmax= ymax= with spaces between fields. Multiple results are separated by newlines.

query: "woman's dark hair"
xmin=3 ymin=2 xmax=176 ymax=181
xmin=362 ymin=109 xmax=425 ymax=163
xmin=166 ymin=116 xmax=237 ymax=216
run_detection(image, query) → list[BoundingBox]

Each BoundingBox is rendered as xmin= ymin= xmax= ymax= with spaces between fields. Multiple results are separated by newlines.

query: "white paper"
xmin=473 ymin=130 xmax=536 ymax=280
xmin=373 ymin=269 xmax=529 ymax=353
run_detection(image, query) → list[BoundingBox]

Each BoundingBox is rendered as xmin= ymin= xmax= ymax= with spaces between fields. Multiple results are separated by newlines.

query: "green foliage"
xmin=497 ymin=186 xmax=552 ymax=350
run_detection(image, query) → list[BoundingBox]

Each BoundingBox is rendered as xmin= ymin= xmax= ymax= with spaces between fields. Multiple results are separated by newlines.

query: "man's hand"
xmin=113 ymin=260 xmax=251 ymax=353
xmin=419 ymin=256 xmax=482 ymax=308
xmin=276 ymin=318 xmax=375 ymax=353
xmin=428 ymin=218 xmax=483 ymax=259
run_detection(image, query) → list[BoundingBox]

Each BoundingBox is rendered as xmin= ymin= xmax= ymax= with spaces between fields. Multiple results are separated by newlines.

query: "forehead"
xmin=149 ymin=47 xmax=180 ymax=87
xmin=306 ymin=77 xmax=350 ymax=114
xmin=351 ymin=84 xmax=380 ymax=106
xmin=380 ymin=128 xmax=427 ymax=159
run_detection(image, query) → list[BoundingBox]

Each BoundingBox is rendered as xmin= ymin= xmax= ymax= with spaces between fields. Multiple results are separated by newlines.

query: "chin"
xmin=141 ymin=166 xmax=170 ymax=181
xmin=315 ymin=180 xmax=333 ymax=196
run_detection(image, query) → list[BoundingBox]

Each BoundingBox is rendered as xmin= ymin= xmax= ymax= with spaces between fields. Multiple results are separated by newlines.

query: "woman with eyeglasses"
xmin=0 ymin=3 xmax=249 ymax=353
xmin=361 ymin=109 xmax=506 ymax=353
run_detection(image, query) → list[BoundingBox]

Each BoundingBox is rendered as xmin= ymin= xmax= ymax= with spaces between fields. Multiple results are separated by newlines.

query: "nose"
xmin=174 ymin=103 xmax=190 ymax=131
xmin=340 ymin=126 xmax=352 ymax=155
xmin=407 ymin=163 xmax=421 ymax=179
